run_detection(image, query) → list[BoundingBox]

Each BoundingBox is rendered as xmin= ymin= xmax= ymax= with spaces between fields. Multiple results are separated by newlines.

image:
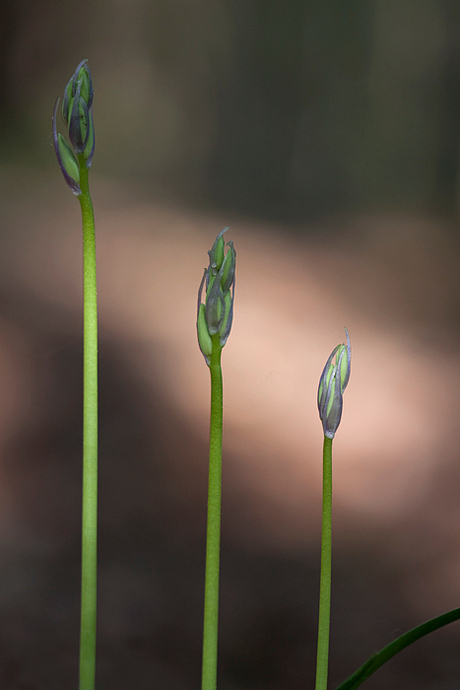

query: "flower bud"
xmin=317 ymin=328 xmax=351 ymax=439
xmin=52 ymin=59 xmax=95 ymax=194
xmin=197 ymin=229 xmax=236 ymax=364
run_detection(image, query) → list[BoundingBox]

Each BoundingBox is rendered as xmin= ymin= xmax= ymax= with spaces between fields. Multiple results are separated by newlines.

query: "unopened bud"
xmin=52 ymin=59 xmax=95 ymax=194
xmin=197 ymin=229 xmax=236 ymax=364
xmin=317 ymin=328 xmax=351 ymax=439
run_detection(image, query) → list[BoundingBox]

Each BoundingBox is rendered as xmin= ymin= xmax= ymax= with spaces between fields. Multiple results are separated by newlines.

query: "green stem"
xmin=77 ymin=160 xmax=98 ymax=690
xmin=201 ymin=335 xmax=224 ymax=690
xmin=334 ymin=606 xmax=460 ymax=690
xmin=315 ymin=435 xmax=333 ymax=690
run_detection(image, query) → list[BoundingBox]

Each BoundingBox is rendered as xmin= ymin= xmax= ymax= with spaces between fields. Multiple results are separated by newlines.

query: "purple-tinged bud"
xmin=52 ymin=59 xmax=95 ymax=192
xmin=197 ymin=229 xmax=236 ymax=365
xmin=62 ymin=59 xmax=94 ymax=124
xmin=317 ymin=328 xmax=351 ymax=439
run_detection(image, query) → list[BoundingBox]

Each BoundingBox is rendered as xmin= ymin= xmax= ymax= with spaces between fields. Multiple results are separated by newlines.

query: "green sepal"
xmin=197 ymin=303 xmax=213 ymax=360
xmin=79 ymin=99 xmax=90 ymax=146
xmin=213 ymin=237 xmax=225 ymax=272
xmin=219 ymin=291 xmax=232 ymax=338
xmin=209 ymin=227 xmax=228 ymax=274
xmin=62 ymin=80 xmax=74 ymax=127
xmin=77 ymin=64 xmax=93 ymax=106
xmin=339 ymin=344 xmax=348 ymax=384
xmin=57 ymin=134 xmax=80 ymax=185
xmin=83 ymin=110 xmax=95 ymax=163
xmin=220 ymin=243 xmax=235 ymax=293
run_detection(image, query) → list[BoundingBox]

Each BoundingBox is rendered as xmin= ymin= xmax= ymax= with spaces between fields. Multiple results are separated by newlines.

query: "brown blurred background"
xmin=1 ymin=1 xmax=460 ymax=688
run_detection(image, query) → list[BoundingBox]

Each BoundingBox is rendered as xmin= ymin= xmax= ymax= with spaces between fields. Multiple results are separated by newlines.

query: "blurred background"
xmin=1 ymin=1 xmax=460 ymax=688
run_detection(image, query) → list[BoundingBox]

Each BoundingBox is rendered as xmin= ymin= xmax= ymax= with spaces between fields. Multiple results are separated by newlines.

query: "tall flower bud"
xmin=52 ymin=59 xmax=95 ymax=195
xmin=317 ymin=328 xmax=351 ymax=439
xmin=197 ymin=228 xmax=236 ymax=365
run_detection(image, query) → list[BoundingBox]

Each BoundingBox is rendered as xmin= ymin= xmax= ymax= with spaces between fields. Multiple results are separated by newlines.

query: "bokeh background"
xmin=1 ymin=1 xmax=460 ymax=688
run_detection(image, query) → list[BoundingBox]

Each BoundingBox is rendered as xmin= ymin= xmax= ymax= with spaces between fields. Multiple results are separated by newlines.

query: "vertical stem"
xmin=315 ymin=435 xmax=333 ymax=690
xmin=201 ymin=335 xmax=224 ymax=690
xmin=77 ymin=161 xmax=98 ymax=690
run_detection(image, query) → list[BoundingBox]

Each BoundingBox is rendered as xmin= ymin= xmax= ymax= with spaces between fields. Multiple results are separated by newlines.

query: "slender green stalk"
xmin=315 ymin=435 xmax=333 ymax=690
xmin=201 ymin=334 xmax=224 ymax=690
xmin=334 ymin=606 xmax=460 ymax=690
xmin=77 ymin=159 xmax=98 ymax=690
